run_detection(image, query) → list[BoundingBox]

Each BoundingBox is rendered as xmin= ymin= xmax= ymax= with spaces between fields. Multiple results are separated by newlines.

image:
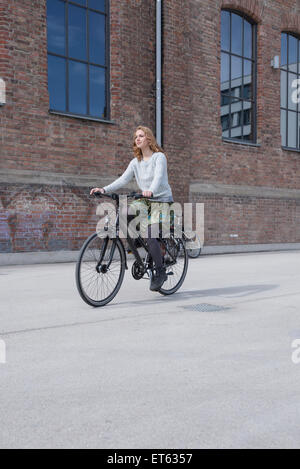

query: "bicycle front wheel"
xmin=76 ymin=233 xmax=126 ymax=307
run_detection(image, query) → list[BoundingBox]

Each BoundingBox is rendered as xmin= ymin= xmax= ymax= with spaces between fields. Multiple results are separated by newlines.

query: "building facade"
xmin=0 ymin=0 xmax=300 ymax=259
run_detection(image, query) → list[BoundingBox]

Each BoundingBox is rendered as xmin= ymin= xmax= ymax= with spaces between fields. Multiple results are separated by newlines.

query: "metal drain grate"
xmin=182 ymin=303 xmax=230 ymax=312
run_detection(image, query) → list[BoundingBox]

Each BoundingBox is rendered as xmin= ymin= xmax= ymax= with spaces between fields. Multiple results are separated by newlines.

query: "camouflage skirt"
xmin=127 ymin=199 xmax=174 ymax=238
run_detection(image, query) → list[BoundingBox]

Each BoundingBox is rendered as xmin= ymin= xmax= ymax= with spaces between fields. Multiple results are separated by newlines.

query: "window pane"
xmin=221 ymin=53 xmax=230 ymax=87
xmin=243 ymin=108 xmax=251 ymax=125
xmin=47 ymin=0 xmax=66 ymax=55
xmin=299 ymin=39 xmax=300 ymax=76
xmin=287 ymin=111 xmax=297 ymax=148
xmin=232 ymin=110 xmax=242 ymax=128
xmin=231 ymin=98 xmax=243 ymax=129
xmin=231 ymin=122 xmax=242 ymax=139
xmin=89 ymin=0 xmax=106 ymax=11
xmin=231 ymin=56 xmax=242 ymax=82
xmin=48 ymin=55 xmax=66 ymax=111
xmin=281 ymin=33 xmax=287 ymax=69
xmin=69 ymin=60 xmax=87 ymax=115
xmin=288 ymin=73 xmax=298 ymax=110
xmin=69 ymin=4 xmax=87 ymax=61
xmin=74 ymin=0 xmax=86 ymax=5
xmin=243 ymin=59 xmax=252 ymax=98
xmin=231 ymin=85 xmax=241 ymax=99
xmin=293 ymin=78 xmax=300 ymax=106
xmin=288 ymin=35 xmax=298 ymax=73
xmin=242 ymin=101 xmax=252 ymax=140
xmin=231 ymin=13 xmax=242 ymax=56
xmin=221 ymin=10 xmax=230 ymax=51
xmin=221 ymin=90 xmax=230 ymax=105
xmin=90 ymin=65 xmax=106 ymax=117
xmin=89 ymin=11 xmax=106 ymax=65
xmin=221 ymin=114 xmax=230 ymax=131
xmin=244 ymin=59 xmax=252 ymax=78
xmin=281 ymin=109 xmax=287 ymax=146
xmin=243 ymin=83 xmax=251 ymax=100
xmin=280 ymin=70 xmax=287 ymax=108
xmin=221 ymin=97 xmax=230 ymax=126
xmin=244 ymin=20 xmax=252 ymax=59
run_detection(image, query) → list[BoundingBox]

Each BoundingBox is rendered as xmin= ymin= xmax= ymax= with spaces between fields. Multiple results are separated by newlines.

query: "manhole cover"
xmin=182 ymin=303 xmax=230 ymax=312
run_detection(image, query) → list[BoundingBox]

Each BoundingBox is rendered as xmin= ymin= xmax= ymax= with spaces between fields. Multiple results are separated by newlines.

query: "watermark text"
xmin=0 ymin=339 xmax=6 ymax=364
xmin=291 ymin=339 xmax=300 ymax=364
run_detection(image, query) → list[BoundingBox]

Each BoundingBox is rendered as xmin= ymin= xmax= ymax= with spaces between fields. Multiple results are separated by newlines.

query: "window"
xmin=280 ymin=32 xmax=300 ymax=150
xmin=221 ymin=10 xmax=257 ymax=142
xmin=47 ymin=0 xmax=109 ymax=120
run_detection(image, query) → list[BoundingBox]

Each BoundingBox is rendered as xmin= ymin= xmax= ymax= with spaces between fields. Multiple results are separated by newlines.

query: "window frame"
xmin=47 ymin=0 xmax=111 ymax=123
xmin=280 ymin=31 xmax=300 ymax=151
xmin=221 ymin=8 xmax=258 ymax=144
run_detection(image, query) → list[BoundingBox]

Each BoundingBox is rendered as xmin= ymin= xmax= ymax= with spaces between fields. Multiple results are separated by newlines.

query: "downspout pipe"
xmin=156 ymin=0 xmax=162 ymax=146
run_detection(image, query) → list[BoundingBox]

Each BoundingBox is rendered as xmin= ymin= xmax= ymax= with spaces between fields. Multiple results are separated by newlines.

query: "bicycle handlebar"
xmin=91 ymin=191 xmax=153 ymax=201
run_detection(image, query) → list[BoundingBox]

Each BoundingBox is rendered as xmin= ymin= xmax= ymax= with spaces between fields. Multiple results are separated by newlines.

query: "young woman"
xmin=90 ymin=126 xmax=173 ymax=291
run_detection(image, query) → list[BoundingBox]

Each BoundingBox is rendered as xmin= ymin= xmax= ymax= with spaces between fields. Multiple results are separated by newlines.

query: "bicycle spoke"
xmin=77 ymin=235 xmax=124 ymax=304
xmin=159 ymin=238 xmax=187 ymax=294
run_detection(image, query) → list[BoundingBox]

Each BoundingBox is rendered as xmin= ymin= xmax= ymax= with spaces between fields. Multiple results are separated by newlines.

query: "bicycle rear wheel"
xmin=76 ymin=233 xmax=125 ymax=307
xmin=158 ymin=237 xmax=188 ymax=295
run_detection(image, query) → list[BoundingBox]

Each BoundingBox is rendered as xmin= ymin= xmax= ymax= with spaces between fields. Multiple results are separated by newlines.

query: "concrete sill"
xmin=49 ymin=110 xmax=116 ymax=125
xmin=222 ymin=138 xmax=261 ymax=148
xmin=282 ymin=146 xmax=300 ymax=154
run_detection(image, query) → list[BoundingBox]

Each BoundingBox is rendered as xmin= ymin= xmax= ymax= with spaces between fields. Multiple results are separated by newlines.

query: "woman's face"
xmin=135 ymin=130 xmax=149 ymax=151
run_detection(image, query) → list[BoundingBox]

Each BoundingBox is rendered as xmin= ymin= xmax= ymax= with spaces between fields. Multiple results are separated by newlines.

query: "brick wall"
xmin=190 ymin=192 xmax=300 ymax=245
xmin=0 ymin=183 xmax=98 ymax=252
xmin=181 ymin=0 xmax=300 ymax=245
xmin=0 ymin=0 xmax=300 ymax=254
xmin=0 ymin=0 xmax=156 ymax=253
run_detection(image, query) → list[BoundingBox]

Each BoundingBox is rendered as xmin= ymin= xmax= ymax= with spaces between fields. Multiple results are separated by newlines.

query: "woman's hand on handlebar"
xmin=90 ymin=187 xmax=105 ymax=196
xmin=142 ymin=191 xmax=153 ymax=198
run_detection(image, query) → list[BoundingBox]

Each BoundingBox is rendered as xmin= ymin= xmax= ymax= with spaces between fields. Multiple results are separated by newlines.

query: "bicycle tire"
xmin=76 ymin=233 xmax=126 ymax=307
xmin=158 ymin=237 xmax=189 ymax=295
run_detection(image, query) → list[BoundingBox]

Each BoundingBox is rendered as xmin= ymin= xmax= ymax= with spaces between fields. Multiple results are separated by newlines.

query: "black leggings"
xmin=125 ymin=206 xmax=163 ymax=269
xmin=146 ymin=223 xmax=162 ymax=269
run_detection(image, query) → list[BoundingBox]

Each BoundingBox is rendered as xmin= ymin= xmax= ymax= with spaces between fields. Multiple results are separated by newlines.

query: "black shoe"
xmin=150 ymin=267 xmax=167 ymax=291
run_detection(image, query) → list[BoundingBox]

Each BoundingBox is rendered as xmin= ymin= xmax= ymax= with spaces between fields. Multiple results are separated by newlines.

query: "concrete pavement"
xmin=0 ymin=251 xmax=300 ymax=448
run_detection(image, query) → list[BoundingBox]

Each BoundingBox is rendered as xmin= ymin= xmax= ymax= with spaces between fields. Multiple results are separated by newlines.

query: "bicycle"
xmin=75 ymin=192 xmax=189 ymax=307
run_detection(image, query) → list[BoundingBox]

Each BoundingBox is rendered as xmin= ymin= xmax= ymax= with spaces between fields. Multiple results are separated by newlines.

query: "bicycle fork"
xmin=96 ymin=236 xmax=117 ymax=273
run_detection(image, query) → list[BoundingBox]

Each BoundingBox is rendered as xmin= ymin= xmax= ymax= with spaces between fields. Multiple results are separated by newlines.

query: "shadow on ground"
xmin=113 ymin=284 xmax=278 ymax=307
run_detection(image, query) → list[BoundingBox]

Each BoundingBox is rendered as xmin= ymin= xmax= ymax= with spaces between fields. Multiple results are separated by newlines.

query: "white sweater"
xmin=103 ymin=152 xmax=173 ymax=202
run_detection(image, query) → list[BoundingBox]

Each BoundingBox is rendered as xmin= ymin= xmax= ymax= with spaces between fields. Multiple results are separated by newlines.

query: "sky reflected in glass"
xmin=48 ymin=55 xmax=66 ymax=111
xmin=90 ymin=66 xmax=106 ymax=117
xmin=89 ymin=11 xmax=106 ymax=65
xmin=69 ymin=4 xmax=87 ymax=61
xmin=47 ymin=0 xmax=65 ymax=55
xmin=69 ymin=60 xmax=87 ymax=115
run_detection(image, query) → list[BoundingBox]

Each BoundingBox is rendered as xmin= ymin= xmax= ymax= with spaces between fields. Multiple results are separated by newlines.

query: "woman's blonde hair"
xmin=133 ymin=126 xmax=165 ymax=161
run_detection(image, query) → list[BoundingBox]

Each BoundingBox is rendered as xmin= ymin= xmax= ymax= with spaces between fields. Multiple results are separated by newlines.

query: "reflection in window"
xmin=280 ymin=32 xmax=300 ymax=149
xmin=47 ymin=0 xmax=108 ymax=120
xmin=69 ymin=61 xmax=87 ymax=115
xmin=68 ymin=4 xmax=87 ymax=61
xmin=221 ymin=10 xmax=257 ymax=142
xmin=48 ymin=55 xmax=66 ymax=110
